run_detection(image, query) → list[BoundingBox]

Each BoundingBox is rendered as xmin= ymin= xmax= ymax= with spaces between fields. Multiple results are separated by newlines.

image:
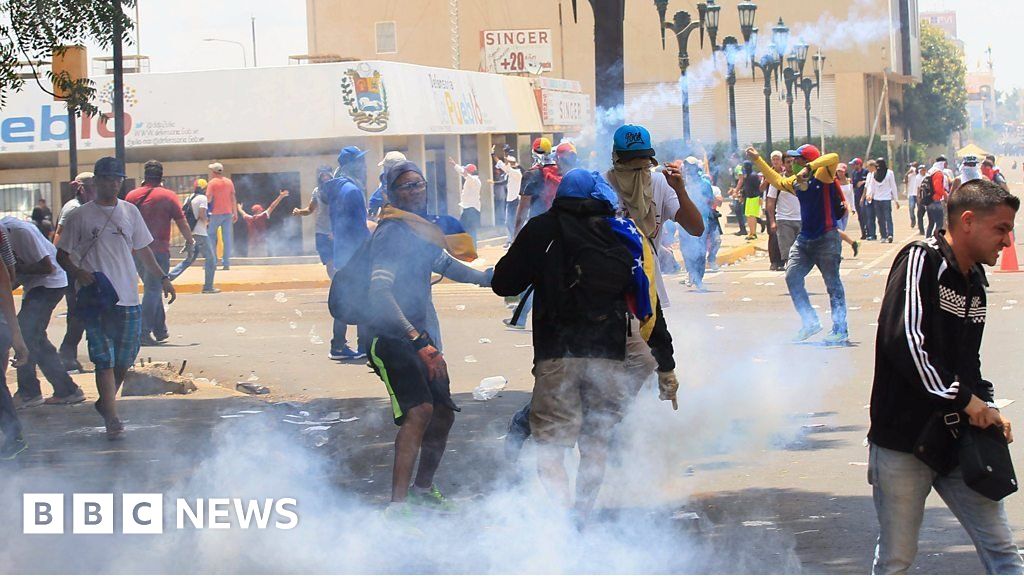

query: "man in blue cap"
xmin=319 ymin=146 xmax=371 ymax=360
xmin=57 ymin=157 xmax=177 ymax=440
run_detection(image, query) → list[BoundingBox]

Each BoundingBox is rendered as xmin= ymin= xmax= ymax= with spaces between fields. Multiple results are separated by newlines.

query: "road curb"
xmin=716 ymin=242 xmax=762 ymax=266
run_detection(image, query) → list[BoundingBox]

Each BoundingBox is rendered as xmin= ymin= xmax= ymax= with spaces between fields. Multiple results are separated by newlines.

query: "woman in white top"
xmin=865 ymin=158 xmax=900 ymax=243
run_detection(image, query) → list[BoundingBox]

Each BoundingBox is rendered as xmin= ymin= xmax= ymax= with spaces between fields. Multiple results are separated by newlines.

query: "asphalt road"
xmin=3 ymin=206 xmax=1024 ymax=574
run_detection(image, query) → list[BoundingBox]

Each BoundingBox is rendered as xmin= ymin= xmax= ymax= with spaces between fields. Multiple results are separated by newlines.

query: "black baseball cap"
xmin=93 ymin=157 xmax=126 ymax=178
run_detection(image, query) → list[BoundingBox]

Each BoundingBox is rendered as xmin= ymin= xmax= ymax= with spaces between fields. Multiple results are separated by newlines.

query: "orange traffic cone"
xmin=998 ymin=232 xmax=1021 ymax=273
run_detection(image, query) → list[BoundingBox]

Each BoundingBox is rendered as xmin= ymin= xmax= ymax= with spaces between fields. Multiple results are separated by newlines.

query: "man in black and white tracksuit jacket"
xmin=867 ymin=178 xmax=1022 ymax=574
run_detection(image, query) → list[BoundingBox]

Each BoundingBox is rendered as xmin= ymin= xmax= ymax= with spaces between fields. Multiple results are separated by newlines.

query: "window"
xmin=162 ymin=175 xmax=205 ymax=249
xmin=376 ymin=21 xmax=397 ymax=54
xmin=0 ymin=182 xmax=51 ymax=220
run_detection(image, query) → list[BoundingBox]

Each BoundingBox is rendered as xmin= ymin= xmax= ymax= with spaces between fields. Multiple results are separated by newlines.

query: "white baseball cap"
xmin=208 ymin=162 xmax=224 ymax=174
xmin=377 ymin=150 xmax=407 ymax=167
xmin=683 ymin=156 xmax=700 ymax=166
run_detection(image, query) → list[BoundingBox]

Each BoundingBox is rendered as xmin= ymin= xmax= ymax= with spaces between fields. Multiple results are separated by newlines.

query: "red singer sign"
xmin=480 ymin=29 xmax=553 ymax=75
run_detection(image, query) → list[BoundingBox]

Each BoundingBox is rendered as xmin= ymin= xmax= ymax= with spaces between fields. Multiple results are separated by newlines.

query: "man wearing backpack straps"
xmin=168 ymin=179 xmax=218 ymax=293
xmin=492 ymin=169 xmax=678 ymax=524
xmin=366 ymin=161 xmax=492 ymax=518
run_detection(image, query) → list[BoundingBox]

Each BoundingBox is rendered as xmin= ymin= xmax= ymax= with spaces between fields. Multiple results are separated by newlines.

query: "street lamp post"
xmin=660 ymin=7 xmax=701 ymax=143
xmin=203 ymin=38 xmax=247 ymax=67
xmin=782 ymin=41 xmax=808 ymax=149
xmin=697 ymin=0 xmax=758 ymax=150
xmin=748 ymin=17 xmax=789 ymax=153
xmin=797 ymin=50 xmax=825 ymax=142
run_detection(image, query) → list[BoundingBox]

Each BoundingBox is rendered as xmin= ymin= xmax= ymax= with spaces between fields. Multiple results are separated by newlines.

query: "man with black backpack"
xmin=868 ymin=179 xmax=1022 ymax=574
xmin=168 ymin=178 xmax=218 ymax=293
xmin=492 ymin=169 xmax=678 ymax=524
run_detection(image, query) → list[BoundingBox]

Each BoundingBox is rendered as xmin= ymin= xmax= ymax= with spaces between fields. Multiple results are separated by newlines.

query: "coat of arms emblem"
xmin=340 ymin=64 xmax=389 ymax=133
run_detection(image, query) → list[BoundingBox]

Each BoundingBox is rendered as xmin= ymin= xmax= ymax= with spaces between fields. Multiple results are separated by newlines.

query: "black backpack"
xmin=328 ymin=220 xmax=394 ymax=325
xmin=182 ymin=192 xmax=199 ymax=230
xmin=919 ymin=173 xmax=937 ymax=207
xmin=550 ymin=207 xmax=634 ymax=323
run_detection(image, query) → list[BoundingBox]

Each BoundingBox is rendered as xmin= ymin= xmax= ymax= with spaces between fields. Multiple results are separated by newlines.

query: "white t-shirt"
xmin=454 ymin=166 xmax=482 ymax=211
xmin=56 ymin=200 xmax=154 ymax=307
xmin=907 ymin=173 xmax=924 ymax=198
xmin=496 ymin=161 xmax=523 ymax=202
xmin=57 ymin=198 xmax=81 ymax=227
xmin=312 ymin=187 xmax=332 ymax=235
xmin=0 ymin=216 xmax=67 ymax=292
xmin=766 ymin=185 xmax=801 ymax=221
xmin=614 ymin=173 xmax=680 ymax=307
xmin=867 ymin=170 xmax=898 ymax=201
xmin=189 ymin=194 xmax=209 ymax=236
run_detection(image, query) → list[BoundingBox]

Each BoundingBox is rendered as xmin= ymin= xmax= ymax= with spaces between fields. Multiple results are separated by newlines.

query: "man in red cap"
xmin=449 ymin=158 xmax=482 ymax=246
xmin=748 ymin=144 xmax=849 ymax=344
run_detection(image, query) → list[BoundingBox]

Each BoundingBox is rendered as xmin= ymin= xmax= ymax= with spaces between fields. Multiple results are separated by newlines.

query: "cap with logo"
xmin=786 ymin=144 xmax=821 ymax=162
xmin=532 ymin=137 xmax=552 ymax=155
xmin=93 ymin=157 xmax=126 ymax=178
xmin=612 ymin=124 xmax=656 ymax=160
xmin=850 ymin=157 xmax=863 ymax=166
xmin=555 ymin=142 xmax=578 ymax=157
xmin=208 ymin=162 xmax=224 ymax=174
xmin=378 ymin=150 xmax=408 ymax=168
xmin=962 ymin=155 xmax=979 ymax=166
xmin=337 ymin=145 xmax=367 ymax=167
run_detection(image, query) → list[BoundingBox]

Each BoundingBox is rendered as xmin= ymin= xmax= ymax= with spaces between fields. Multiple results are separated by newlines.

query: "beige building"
xmin=306 ymin=0 xmax=920 ymax=146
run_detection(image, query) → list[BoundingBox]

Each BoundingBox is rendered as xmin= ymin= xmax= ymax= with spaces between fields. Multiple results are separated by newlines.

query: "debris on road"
xmin=473 ymin=376 xmax=508 ymax=401
xmin=742 ymin=520 xmax=775 ymax=527
xmin=123 ymin=362 xmax=198 ymax=396
xmin=236 ymin=382 xmax=270 ymax=395
xmin=274 ymin=292 xmax=288 ymax=303
xmin=235 ymin=327 xmax=247 ymax=334
xmin=478 ymin=338 xmax=492 ymax=344
xmin=455 ymin=305 xmax=466 ymax=311
xmin=671 ymin=511 xmax=700 ymax=521
xmin=464 ymin=355 xmax=478 ymax=363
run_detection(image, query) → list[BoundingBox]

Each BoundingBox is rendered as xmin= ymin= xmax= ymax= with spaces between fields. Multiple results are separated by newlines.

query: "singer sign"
xmin=480 ymin=29 xmax=554 ymax=75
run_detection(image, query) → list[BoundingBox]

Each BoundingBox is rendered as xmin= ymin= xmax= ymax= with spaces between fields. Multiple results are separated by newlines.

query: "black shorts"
xmin=368 ymin=336 xmax=459 ymax=425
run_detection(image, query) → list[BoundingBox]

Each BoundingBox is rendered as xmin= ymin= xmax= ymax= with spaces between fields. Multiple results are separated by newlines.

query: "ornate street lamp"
xmin=782 ymin=40 xmax=809 ymax=148
xmin=797 ymin=49 xmax=825 ymax=142
xmin=749 ymin=17 xmax=788 ymax=152
xmin=660 ymin=7 xmax=701 ymax=143
xmin=696 ymin=0 xmax=758 ymax=150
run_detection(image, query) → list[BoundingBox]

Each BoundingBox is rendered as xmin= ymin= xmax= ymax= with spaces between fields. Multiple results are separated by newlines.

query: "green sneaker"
xmin=793 ymin=323 xmax=823 ymax=342
xmin=382 ymin=502 xmax=424 ymax=537
xmin=406 ymin=485 xmax=457 ymax=514
xmin=823 ymin=329 xmax=850 ymax=346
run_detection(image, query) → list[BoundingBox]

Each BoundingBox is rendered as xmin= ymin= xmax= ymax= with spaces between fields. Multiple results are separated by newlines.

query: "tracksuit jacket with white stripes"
xmin=868 ymin=233 xmax=994 ymax=453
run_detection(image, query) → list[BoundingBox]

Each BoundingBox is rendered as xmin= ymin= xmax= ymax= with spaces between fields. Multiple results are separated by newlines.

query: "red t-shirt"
xmin=930 ymin=172 xmax=947 ymax=202
xmin=243 ymin=211 xmax=269 ymax=247
xmin=125 ymin=185 xmax=185 ymax=255
xmin=206 ymin=176 xmax=236 ymax=216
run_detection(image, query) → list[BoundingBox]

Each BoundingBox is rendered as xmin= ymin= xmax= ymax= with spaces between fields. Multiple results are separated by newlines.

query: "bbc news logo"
xmin=23 ymin=494 xmax=298 ymax=534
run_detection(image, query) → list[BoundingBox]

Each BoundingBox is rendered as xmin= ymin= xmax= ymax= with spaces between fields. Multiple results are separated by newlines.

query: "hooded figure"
xmin=874 ymin=158 xmax=889 ymax=183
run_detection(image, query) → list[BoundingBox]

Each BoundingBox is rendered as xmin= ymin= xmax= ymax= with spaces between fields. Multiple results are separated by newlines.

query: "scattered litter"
xmin=808 ymin=515 xmax=826 ymax=519
xmin=872 ymin=297 xmax=882 ymax=303
xmin=812 ymin=304 xmax=820 ymax=309
xmin=849 ymin=306 xmax=862 ymax=311
xmin=741 ymin=297 xmax=752 ymax=302
xmin=247 ymin=292 xmax=256 ymax=297
xmin=1002 ymin=306 xmax=1014 ymax=310
xmin=731 ymin=281 xmax=740 ymax=284
xmin=310 ymin=433 xmax=329 ymax=448
xmin=473 ymin=376 xmax=508 ymax=401
xmin=235 ymin=382 xmax=269 ymax=395
xmin=995 ymin=399 xmax=1015 ymax=409
xmin=282 ymin=416 xmax=358 ymax=425
xmin=299 ymin=411 xmax=310 ymax=417
xmin=247 ymin=372 xmax=259 ymax=382
xmin=706 ymin=313 xmax=720 ymax=318
xmin=220 ymin=414 xmax=245 ymax=419
xmin=302 ymin=425 xmax=332 ymax=433
xmin=742 ymin=521 xmax=775 ymax=527
xmin=496 ymin=434 xmax=508 ymax=440
xmin=868 ymin=322 xmax=879 ymax=326
xmin=514 ymin=344 xmax=532 ymax=348
xmin=235 ymin=327 xmax=247 ymax=335
xmin=295 ymin=309 xmax=303 ymax=317
xmin=478 ymin=338 xmax=492 ymax=344
xmin=802 ymin=423 xmax=826 ymax=429
xmin=755 ymin=281 xmax=765 ymax=286
xmin=213 ymin=354 xmax=229 ymax=357
xmin=289 ymin=321 xmax=298 ymax=330
xmin=672 ymin=511 xmax=700 ymax=521
xmin=309 ymin=327 xmax=324 ymax=345
xmin=684 ymin=465 xmax=695 ymax=476
xmin=237 ymin=410 xmax=263 ymax=414
xmin=455 ymin=305 xmax=466 ymax=311
xmin=274 ymin=292 xmax=288 ymax=303
xmin=793 ymin=530 xmax=820 ymax=535
xmin=765 ymin=282 xmax=776 ymax=286
xmin=1008 ymin=300 xmax=1019 ymax=305
xmin=464 ymin=355 xmax=478 ymax=363
xmin=848 ymin=462 xmax=868 ymax=467
xmin=338 ymin=417 xmax=359 ymax=423
xmin=325 ymin=411 xmax=341 ymax=420
xmin=714 ymin=325 xmax=725 ymax=330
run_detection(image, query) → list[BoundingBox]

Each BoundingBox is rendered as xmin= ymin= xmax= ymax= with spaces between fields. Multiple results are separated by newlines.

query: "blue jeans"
xmin=707 ymin=218 xmax=723 ymax=266
xmin=512 ymin=289 xmax=533 ymax=327
xmin=907 ymin=196 xmax=918 ymax=228
xmin=875 ymin=199 xmax=893 ymax=239
xmin=862 ymin=200 xmax=877 ymax=238
xmin=169 ymin=235 xmax=216 ymax=291
xmin=208 ymin=213 xmax=234 ymax=267
xmin=505 ymin=199 xmax=520 ymax=242
xmin=927 ymin=204 xmax=945 ymax=237
xmin=869 ymin=442 xmax=1024 ymax=574
xmin=331 ymin=319 xmax=366 ymax=354
xmin=680 ymin=228 xmax=709 ymax=288
xmin=136 ymin=252 xmax=170 ymax=338
xmin=0 ymin=323 xmax=19 ymax=440
xmin=785 ymin=230 xmax=847 ymax=333
xmin=16 ymin=287 xmax=78 ymax=398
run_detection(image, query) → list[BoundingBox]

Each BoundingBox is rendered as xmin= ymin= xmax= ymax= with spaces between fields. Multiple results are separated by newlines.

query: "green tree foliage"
xmin=0 ymin=0 xmax=135 ymax=115
xmin=903 ymin=22 xmax=967 ymax=145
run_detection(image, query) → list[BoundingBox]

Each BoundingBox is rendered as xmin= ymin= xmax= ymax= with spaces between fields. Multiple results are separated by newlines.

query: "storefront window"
xmin=162 ymin=175 xmax=205 ymax=249
xmin=0 ymin=182 xmax=51 ymax=220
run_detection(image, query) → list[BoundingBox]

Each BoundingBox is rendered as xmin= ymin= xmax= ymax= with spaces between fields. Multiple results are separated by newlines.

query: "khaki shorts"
xmin=529 ymin=357 xmax=634 ymax=448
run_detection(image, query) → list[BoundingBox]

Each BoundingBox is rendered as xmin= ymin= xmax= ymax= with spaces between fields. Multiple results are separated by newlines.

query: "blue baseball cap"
xmin=93 ymin=157 xmax=126 ymax=178
xmin=612 ymin=124 xmax=656 ymax=160
xmin=337 ymin=146 xmax=367 ymax=167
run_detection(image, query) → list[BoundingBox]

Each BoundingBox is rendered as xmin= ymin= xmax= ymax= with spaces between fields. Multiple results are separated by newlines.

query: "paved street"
xmin=3 ymin=205 xmax=1024 ymax=573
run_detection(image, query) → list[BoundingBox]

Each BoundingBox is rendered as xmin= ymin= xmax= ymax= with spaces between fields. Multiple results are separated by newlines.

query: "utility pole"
xmin=251 ymin=16 xmax=257 ymax=67
xmin=883 ymin=69 xmax=892 ymax=165
xmin=112 ymin=0 xmax=126 ymax=162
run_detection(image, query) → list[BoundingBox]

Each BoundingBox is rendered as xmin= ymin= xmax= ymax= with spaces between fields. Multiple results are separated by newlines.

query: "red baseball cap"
xmin=555 ymin=142 xmax=577 ymax=156
xmin=786 ymin=144 xmax=821 ymax=162
xmin=465 ymin=164 xmax=477 ymax=174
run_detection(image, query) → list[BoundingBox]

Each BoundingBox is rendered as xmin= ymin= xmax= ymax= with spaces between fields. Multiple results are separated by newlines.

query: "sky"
xmin=919 ymin=0 xmax=1024 ymax=92
xmin=82 ymin=0 xmax=308 ymax=73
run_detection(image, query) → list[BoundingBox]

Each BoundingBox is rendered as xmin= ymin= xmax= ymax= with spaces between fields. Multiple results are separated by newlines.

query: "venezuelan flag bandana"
xmin=606 ymin=216 xmax=658 ymax=341
xmin=378 ymin=205 xmax=477 ymax=262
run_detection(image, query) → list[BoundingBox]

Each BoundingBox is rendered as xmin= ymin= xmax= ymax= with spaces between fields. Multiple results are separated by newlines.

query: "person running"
xmin=868 ymin=179 xmax=1022 ymax=574
xmin=748 ymin=144 xmax=849 ymax=344
xmin=767 ymin=154 xmax=802 ymax=267
xmin=54 ymin=171 xmax=95 ymax=372
xmin=923 ymin=157 xmax=951 ymax=237
xmin=293 ymin=166 xmax=337 ymax=276
xmin=205 ymin=162 xmax=239 ymax=270
xmin=56 ymin=157 xmax=177 ymax=441
xmin=168 ymin=179 xmax=219 ymax=293
xmin=0 ymin=226 xmax=29 ymax=459
xmin=492 ymin=169 xmax=678 ymax=524
xmin=125 ymin=160 xmax=194 ymax=346
xmin=834 ymin=164 xmax=861 ymax=257
xmin=449 ymin=158 xmax=481 ymax=245
xmin=367 ymin=160 xmax=492 ymax=516
xmin=2 ymin=216 xmax=85 ymax=407
xmin=237 ymin=190 xmax=289 ymax=257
